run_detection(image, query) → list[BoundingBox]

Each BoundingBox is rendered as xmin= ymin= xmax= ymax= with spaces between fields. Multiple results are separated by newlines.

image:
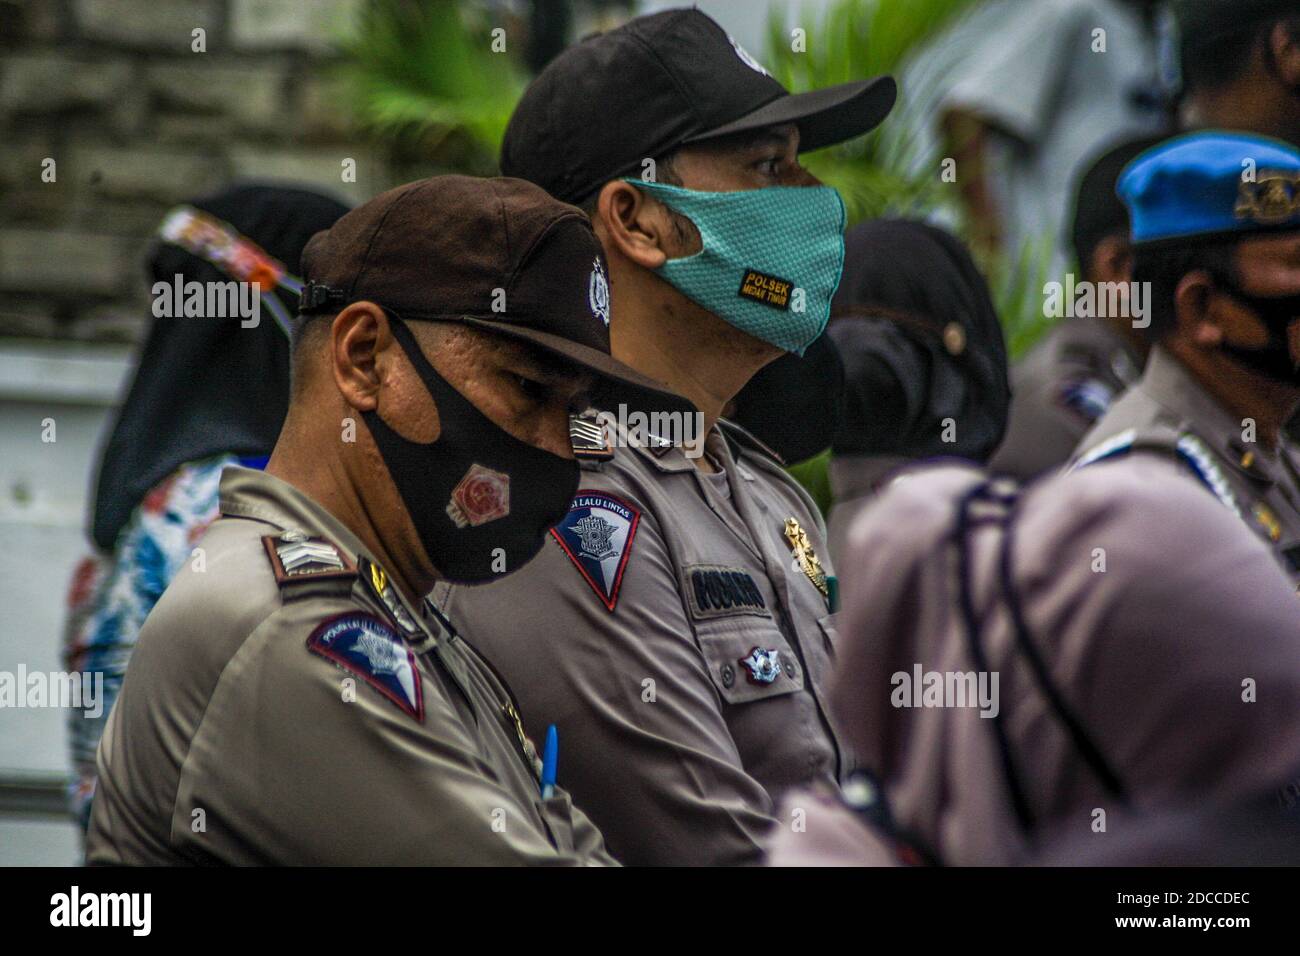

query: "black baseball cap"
xmin=298 ymin=174 xmax=693 ymax=417
xmin=502 ymin=7 xmax=898 ymax=204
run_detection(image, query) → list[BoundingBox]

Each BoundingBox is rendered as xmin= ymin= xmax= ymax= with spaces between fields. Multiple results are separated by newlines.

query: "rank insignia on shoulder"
xmin=739 ymin=646 xmax=783 ymax=685
xmin=570 ymin=412 xmax=614 ymax=462
xmin=551 ymin=490 xmax=641 ymax=611
xmin=783 ymin=517 xmax=829 ymax=597
xmin=307 ymin=613 xmax=423 ymax=721
xmin=358 ymin=555 xmax=423 ymax=639
xmin=263 ymin=530 xmax=357 ymax=586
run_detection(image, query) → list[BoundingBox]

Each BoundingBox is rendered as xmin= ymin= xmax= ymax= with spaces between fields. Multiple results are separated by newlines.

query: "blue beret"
xmin=1118 ymin=131 xmax=1300 ymax=245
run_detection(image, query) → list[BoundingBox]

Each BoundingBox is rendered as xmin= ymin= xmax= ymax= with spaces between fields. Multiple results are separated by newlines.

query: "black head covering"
xmin=90 ymin=183 xmax=350 ymax=551
xmin=827 ymin=219 xmax=1010 ymax=463
xmin=1070 ymin=134 xmax=1169 ymax=271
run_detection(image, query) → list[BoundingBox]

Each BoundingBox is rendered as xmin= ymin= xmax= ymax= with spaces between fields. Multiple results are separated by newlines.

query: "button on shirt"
xmin=435 ymin=422 xmax=849 ymax=865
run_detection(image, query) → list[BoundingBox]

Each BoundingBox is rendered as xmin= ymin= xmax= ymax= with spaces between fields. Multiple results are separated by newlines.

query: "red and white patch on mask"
xmin=446 ymin=463 xmax=511 ymax=528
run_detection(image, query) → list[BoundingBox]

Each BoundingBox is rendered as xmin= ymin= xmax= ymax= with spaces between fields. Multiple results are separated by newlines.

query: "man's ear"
xmin=1269 ymin=20 xmax=1300 ymax=87
xmin=594 ymin=180 xmax=672 ymax=270
xmin=1175 ymin=271 xmax=1226 ymax=347
xmin=329 ymin=301 xmax=390 ymax=411
xmin=1090 ymin=234 xmax=1135 ymax=284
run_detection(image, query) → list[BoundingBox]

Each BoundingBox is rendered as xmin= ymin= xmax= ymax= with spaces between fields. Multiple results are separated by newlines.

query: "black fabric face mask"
xmin=1215 ymin=282 xmax=1300 ymax=384
xmin=362 ymin=314 xmax=579 ymax=584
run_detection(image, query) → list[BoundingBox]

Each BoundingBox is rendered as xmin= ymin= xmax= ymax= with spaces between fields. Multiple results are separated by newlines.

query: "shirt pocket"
xmin=694 ymin=617 xmax=805 ymax=705
xmin=817 ymin=611 xmax=841 ymax=656
xmin=536 ymin=793 xmax=577 ymax=856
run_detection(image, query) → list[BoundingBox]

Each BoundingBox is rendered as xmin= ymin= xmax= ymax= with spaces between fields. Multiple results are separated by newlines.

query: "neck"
xmin=266 ymin=413 xmax=433 ymax=605
xmin=1168 ymin=342 xmax=1300 ymax=450
xmin=609 ymin=275 xmax=780 ymax=445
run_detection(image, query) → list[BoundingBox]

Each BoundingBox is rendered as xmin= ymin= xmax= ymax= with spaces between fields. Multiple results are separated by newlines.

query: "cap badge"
xmin=728 ymin=35 xmax=771 ymax=77
xmin=589 ymin=257 xmax=610 ymax=327
xmin=784 ymin=517 xmax=829 ymax=597
xmin=739 ymin=646 xmax=783 ymax=685
xmin=1235 ymin=171 xmax=1300 ymax=227
xmin=446 ymin=463 xmax=511 ymax=528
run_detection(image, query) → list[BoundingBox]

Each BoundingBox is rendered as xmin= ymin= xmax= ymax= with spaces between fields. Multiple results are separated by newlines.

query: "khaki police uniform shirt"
xmin=991 ymin=314 xmax=1143 ymax=480
xmin=434 ymin=421 xmax=849 ymax=866
xmin=85 ymin=467 xmax=615 ymax=866
xmin=1073 ymin=347 xmax=1300 ymax=585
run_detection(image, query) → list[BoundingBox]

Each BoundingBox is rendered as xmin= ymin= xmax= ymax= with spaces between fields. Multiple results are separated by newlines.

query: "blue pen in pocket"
xmin=540 ymin=725 xmax=558 ymax=799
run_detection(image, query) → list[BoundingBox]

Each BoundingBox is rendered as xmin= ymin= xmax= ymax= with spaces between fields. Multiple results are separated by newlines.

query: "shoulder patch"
xmin=262 ymin=530 xmax=357 ymax=586
xmin=550 ymin=491 xmax=641 ymax=611
xmin=684 ymin=564 xmax=770 ymax=621
xmin=306 ymin=612 xmax=423 ymax=721
xmin=1056 ymin=378 xmax=1115 ymax=423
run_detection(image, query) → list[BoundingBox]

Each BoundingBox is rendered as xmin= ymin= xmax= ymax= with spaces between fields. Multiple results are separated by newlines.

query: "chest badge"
xmin=783 ymin=517 xmax=829 ymax=597
xmin=740 ymin=646 xmax=783 ymax=685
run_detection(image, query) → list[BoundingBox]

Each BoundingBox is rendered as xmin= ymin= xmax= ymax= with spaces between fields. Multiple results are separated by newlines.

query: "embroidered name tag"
xmin=684 ymin=564 xmax=770 ymax=620
xmin=738 ymin=270 xmax=792 ymax=311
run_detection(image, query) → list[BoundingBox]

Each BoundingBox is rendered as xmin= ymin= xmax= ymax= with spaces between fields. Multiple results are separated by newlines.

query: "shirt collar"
xmin=218 ymin=466 xmax=373 ymax=562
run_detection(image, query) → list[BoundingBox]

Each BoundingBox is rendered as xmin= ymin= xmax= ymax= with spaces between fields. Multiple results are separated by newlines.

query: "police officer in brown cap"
xmin=85 ymin=175 xmax=691 ymax=865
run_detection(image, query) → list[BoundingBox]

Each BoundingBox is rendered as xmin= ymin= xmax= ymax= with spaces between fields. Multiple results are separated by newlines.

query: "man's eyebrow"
xmin=715 ymin=127 xmax=799 ymax=156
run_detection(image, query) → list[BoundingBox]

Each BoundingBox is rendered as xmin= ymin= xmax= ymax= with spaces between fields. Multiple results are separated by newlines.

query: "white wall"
xmin=0 ymin=339 xmax=134 ymax=866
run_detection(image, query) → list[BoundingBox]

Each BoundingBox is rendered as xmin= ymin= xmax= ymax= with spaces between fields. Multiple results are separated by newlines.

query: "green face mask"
xmin=627 ymin=179 xmax=847 ymax=355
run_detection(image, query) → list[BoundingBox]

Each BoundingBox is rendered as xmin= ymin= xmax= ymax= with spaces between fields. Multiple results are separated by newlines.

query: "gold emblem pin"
xmin=784 ymin=517 xmax=828 ymax=597
xmin=1253 ymin=503 xmax=1283 ymax=543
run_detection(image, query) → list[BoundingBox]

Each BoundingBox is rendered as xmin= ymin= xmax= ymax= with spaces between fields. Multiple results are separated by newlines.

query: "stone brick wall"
xmin=0 ymin=0 xmax=401 ymax=344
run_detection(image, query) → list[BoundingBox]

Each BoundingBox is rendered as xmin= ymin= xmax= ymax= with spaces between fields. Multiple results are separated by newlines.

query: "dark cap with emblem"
xmin=502 ymin=7 xmax=897 ymax=204
xmin=298 ymin=174 xmax=692 ymax=416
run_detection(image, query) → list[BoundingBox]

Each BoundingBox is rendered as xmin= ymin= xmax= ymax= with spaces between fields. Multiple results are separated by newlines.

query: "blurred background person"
xmin=923 ymin=0 xmax=1168 ymax=273
xmin=768 ymin=458 xmax=1300 ymax=866
xmin=60 ymin=184 xmax=349 ymax=837
xmin=823 ymin=219 xmax=1010 ymax=563
xmin=1174 ymin=0 xmax=1300 ymax=147
xmin=990 ymin=135 xmax=1162 ymax=480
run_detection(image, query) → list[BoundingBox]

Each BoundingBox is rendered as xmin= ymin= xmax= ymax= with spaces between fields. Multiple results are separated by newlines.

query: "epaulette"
xmin=262 ymin=529 xmax=358 ymax=595
xmin=718 ymin=417 xmax=786 ymax=466
xmin=569 ymin=411 xmax=614 ymax=464
xmin=1072 ymin=427 xmax=1241 ymax=518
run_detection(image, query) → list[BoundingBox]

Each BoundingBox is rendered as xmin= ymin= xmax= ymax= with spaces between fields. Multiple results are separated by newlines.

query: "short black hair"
xmin=1182 ymin=14 xmax=1300 ymax=94
xmin=1070 ymin=134 xmax=1169 ymax=273
xmin=577 ymin=150 xmax=683 ymax=215
xmin=1131 ymin=239 xmax=1240 ymax=339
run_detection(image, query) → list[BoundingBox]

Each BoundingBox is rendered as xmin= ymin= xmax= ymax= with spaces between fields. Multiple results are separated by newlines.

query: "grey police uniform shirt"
xmin=1073 ymin=347 xmax=1300 ymax=586
xmin=991 ymin=314 xmax=1142 ymax=480
xmin=434 ymin=421 xmax=849 ymax=866
xmin=86 ymin=467 xmax=615 ymax=866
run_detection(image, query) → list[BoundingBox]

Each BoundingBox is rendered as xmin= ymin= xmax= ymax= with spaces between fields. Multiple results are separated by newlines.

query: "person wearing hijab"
xmin=767 ymin=456 xmax=1300 ymax=866
xmin=823 ymin=219 xmax=1010 ymax=563
xmin=60 ymin=183 xmax=350 ymax=834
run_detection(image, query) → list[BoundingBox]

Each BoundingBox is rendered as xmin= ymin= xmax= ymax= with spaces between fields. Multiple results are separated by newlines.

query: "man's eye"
xmin=513 ymin=374 xmax=547 ymax=402
xmin=754 ymin=156 xmax=782 ymax=176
